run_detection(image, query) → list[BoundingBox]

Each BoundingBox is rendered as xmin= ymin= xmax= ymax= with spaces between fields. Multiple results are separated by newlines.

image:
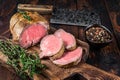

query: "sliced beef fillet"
xmin=52 ymin=47 xmax=83 ymax=67
xmin=39 ymin=35 xmax=64 ymax=59
xmin=19 ymin=23 xmax=47 ymax=48
xmin=54 ymin=29 xmax=76 ymax=50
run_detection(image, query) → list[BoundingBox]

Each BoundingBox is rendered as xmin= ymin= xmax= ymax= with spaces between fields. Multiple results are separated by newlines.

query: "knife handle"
xmin=17 ymin=4 xmax=53 ymax=14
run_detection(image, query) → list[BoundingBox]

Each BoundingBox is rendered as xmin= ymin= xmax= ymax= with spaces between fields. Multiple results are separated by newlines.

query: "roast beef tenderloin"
xmin=54 ymin=29 xmax=76 ymax=50
xmin=52 ymin=47 xmax=83 ymax=67
xmin=10 ymin=11 xmax=49 ymax=41
xmin=19 ymin=23 xmax=47 ymax=48
xmin=39 ymin=35 xmax=65 ymax=59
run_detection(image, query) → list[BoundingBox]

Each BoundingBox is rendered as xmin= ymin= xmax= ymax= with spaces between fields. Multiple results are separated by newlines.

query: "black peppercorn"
xmin=85 ymin=26 xmax=112 ymax=43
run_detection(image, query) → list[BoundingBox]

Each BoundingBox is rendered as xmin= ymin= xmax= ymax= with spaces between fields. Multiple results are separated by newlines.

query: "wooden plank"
xmin=88 ymin=0 xmax=120 ymax=51
xmin=77 ymin=0 xmax=91 ymax=40
xmin=76 ymin=0 xmax=120 ymax=78
xmin=53 ymin=0 xmax=76 ymax=9
xmin=0 ymin=65 xmax=20 ymax=80
xmin=0 ymin=0 xmax=16 ymax=17
xmin=77 ymin=0 xmax=92 ymax=10
xmin=0 ymin=0 xmax=120 ymax=80
xmin=104 ymin=0 xmax=120 ymax=49
xmin=88 ymin=0 xmax=113 ymax=31
xmin=0 ymin=0 xmax=16 ymax=38
xmin=88 ymin=0 xmax=120 ymax=49
xmin=38 ymin=0 xmax=53 ymax=5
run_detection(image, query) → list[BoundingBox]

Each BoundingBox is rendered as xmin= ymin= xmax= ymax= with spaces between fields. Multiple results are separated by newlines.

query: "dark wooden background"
xmin=0 ymin=0 xmax=120 ymax=79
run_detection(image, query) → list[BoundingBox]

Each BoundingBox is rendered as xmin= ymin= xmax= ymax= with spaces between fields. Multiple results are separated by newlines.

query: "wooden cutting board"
xmin=39 ymin=60 xmax=120 ymax=80
xmin=1 ymin=58 xmax=120 ymax=80
xmin=0 ymin=27 xmax=120 ymax=80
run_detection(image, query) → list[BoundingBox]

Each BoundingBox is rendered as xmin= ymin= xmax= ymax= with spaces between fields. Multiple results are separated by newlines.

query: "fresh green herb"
xmin=0 ymin=39 xmax=45 ymax=80
xmin=18 ymin=10 xmax=32 ymax=21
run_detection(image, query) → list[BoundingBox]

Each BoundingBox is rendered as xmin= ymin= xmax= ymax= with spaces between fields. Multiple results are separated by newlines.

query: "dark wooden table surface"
xmin=0 ymin=0 xmax=120 ymax=80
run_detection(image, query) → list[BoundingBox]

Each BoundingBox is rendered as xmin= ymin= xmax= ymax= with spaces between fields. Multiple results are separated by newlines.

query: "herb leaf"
xmin=18 ymin=10 xmax=32 ymax=21
xmin=0 ymin=39 xmax=45 ymax=80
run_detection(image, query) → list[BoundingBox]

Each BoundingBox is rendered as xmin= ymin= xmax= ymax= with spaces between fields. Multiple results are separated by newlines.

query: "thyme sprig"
xmin=0 ymin=39 xmax=45 ymax=80
xmin=18 ymin=10 xmax=32 ymax=21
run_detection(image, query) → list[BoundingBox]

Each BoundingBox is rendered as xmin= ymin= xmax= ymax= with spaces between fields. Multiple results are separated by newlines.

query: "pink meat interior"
xmin=53 ymin=47 xmax=82 ymax=65
xmin=40 ymin=35 xmax=63 ymax=57
xmin=54 ymin=29 xmax=76 ymax=49
xmin=20 ymin=24 xmax=47 ymax=48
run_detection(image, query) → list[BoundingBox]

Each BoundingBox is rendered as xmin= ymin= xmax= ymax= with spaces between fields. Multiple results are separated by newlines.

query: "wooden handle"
xmin=17 ymin=4 xmax=53 ymax=14
xmin=41 ymin=59 xmax=120 ymax=80
xmin=77 ymin=63 xmax=120 ymax=80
